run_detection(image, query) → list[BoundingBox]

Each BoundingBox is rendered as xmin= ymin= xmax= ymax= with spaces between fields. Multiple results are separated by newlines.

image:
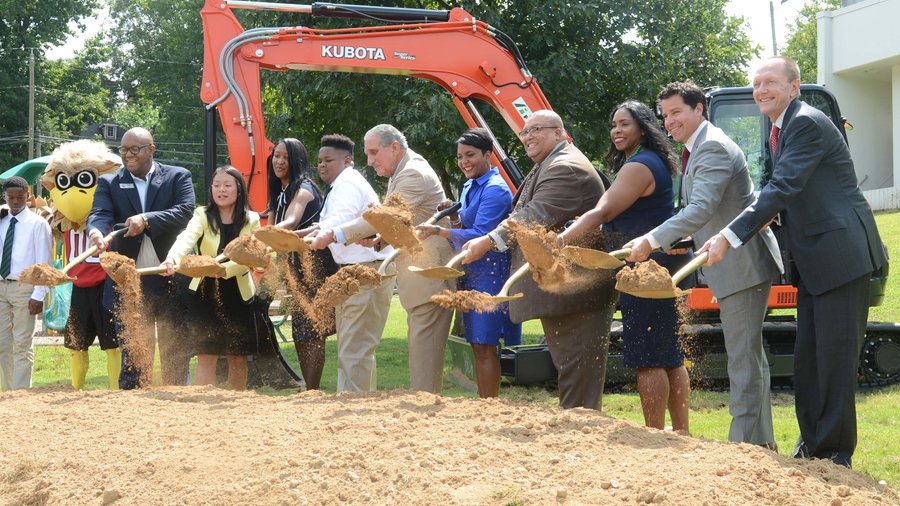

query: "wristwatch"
xmin=141 ymin=214 xmax=150 ymax=231
xmin=489 ymin=236 xmax=501 ymax=252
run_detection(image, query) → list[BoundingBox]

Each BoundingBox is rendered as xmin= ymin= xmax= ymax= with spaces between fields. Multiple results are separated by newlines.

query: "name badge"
xmin=119 ymin=183 xmax=135 ymax=189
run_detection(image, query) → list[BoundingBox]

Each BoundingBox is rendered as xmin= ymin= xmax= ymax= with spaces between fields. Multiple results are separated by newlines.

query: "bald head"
xmin=520 ymin=109 xmax=566 ymax=164
xmin=119 ymin=127 xmax=156 ymax=178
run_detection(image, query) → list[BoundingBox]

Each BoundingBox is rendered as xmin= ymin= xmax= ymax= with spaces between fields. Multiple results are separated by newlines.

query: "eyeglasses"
xmin=117 ymin=144 xmax=151 ymax=156
xmin=517 ymin=125 xmax=557 ymax=139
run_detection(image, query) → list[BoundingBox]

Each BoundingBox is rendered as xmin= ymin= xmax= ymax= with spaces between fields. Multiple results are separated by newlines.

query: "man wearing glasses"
xmin=463 ymin=110 xmax=616 ymax=410
xmin=87 ymin=127 xmax=195 ymax=389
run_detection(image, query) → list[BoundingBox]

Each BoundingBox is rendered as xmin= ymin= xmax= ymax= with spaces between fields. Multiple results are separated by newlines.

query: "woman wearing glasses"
xmin=266 ymin=138 xmax=338 ymax=390
xmin=558 ymin=101 xmax=692 ymax=433
xmin=417 ymin=128 xmax=521 ymax=398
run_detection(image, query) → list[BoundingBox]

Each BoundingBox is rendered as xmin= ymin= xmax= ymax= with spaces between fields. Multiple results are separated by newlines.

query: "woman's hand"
xmin=436 ymin=200 xmax=459 ymax=226
xmin=416 ymin=224 xmax=445 ymax=240
xmin=160 ymin=260 xmax=176 ymax=277
xmin=462 ymin=236 xmax=492 ymax=264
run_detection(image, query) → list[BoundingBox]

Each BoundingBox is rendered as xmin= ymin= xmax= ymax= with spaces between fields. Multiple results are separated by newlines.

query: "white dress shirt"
xmin=0 ymin=207 xmax=52 ymax=301
xmin=322 ymin=166 xmax=389 ymax=264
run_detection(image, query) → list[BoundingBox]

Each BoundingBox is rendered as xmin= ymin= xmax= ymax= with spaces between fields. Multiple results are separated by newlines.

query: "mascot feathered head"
xmin=41 ymin=139 xmax=121 ymax=231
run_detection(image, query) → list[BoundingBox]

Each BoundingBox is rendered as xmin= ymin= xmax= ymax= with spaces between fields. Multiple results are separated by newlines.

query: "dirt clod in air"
xmin=363 ymin=194 xmax=421 ymax=253
xmin=19 ymin=263 xmax=73 ymax=286
xmin=254 ymin=225 xmax=307 ymax=254
xmin=507 ymin=221 xmax=568 ymax=288
xmin=177 ymin=254 xmax=225 ymax=278
xmin=615 ymin=259 xmax=683 ymax=294
xmin=224 ymin=234 xmax=270 ymax=268
xmin=310 ymin=264 xmax=384 ymax=334
xmin=430 ymin=289 xmax=499 ymax=313
xmin=100 ymin=251 xmax=138 ymax=285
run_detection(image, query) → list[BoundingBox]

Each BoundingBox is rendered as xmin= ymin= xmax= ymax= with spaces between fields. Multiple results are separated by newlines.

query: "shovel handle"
xmin=609 ymin=248 xmax=631 ymax=260
xmin=671 ymin=252 xmax=708 ymax=286
xmin=497 ymin=263 xmax=531 ymax=297
xmin=446 ymin=250 xmax=467 ymax=269
xmin=378 ymin=247 xmax=402 ymax=275
xmin=62 ymin=224 xmax=127 ymax=274
xmin=425 ymin=201 xmax=462 ymax=226
xmin=137 ymin=266 xmax=168 ymax=276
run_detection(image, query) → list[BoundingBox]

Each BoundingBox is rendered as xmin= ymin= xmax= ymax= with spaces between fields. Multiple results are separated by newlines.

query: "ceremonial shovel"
xmin=616 ymin=252 xmax=708 ymax=299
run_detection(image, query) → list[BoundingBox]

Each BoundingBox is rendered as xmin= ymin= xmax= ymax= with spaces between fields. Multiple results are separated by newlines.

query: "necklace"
xmin=625 ymin=144 xmax=643 ymax=162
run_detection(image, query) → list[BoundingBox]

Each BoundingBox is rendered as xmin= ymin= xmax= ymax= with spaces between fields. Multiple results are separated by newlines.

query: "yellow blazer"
xmin=166 ymin=206 xmax=260 ymax=301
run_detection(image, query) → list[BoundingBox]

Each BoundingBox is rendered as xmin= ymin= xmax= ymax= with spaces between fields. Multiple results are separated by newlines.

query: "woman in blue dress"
xmin=558 ymin=101 xmax=691 ymax=433
xmin=417 ymin=128 xmax=521 ymax=398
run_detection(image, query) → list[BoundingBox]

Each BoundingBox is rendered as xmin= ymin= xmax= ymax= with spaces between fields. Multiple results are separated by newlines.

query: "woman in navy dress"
xmin=558 ymin=101 xmax=691 ymax=432
xmin=417 ymin=128 xmax=521 ymax=398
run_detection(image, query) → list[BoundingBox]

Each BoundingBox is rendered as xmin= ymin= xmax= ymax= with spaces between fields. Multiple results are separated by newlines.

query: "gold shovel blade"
xmin=254 ymin=226 xmax=309 ymax=253
xmin=407 ymin=265 xmax=465 ymax=280
xmin=562 ymin=246 xmax=626 ymax=269
xmin=488 ymin=292 xmax=524 ymax=303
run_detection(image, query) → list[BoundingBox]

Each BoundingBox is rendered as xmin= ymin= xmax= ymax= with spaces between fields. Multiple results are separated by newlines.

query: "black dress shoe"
xmin=830 ymin=452 xmax=852 ymax=469
xmin=792 ymin=438 xmax=811 ymax=459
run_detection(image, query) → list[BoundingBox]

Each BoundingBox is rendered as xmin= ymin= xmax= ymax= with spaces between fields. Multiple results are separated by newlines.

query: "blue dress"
xmin=449 ymin=168 xmax=522 ymax=347
xmin=605 ymin=150 xmax=690 ymax=368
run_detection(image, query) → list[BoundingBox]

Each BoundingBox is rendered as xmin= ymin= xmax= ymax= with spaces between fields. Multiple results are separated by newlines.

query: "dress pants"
xmin=118 ymin=276 xmax=192 ymax=389
xmin=794 ymin=274 xmax=869 ymax=465
xmin=717 ymin=280 xmax=775 ymax=445
xmin=406 ymin=301 xmax=453 ymax=393
xmin=336 ymin=263 xmax=393 ymax=392
xmin=0 ymin=281 xmax=37 ymax=390
xmin=541 ymin=303 xmax=616 ymax=410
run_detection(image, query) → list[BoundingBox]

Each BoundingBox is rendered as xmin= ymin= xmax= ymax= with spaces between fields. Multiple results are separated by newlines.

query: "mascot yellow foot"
xmin=106 ymin=349 xmax=122 ymax=390
xmin=70 ymin=350 xmax=89 ymax=390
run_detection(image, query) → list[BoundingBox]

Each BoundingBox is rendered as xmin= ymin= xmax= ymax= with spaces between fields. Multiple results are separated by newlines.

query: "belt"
xmin=0 ymin=279 xmax=17 ymax=282
xmin=340 ymin=260 xmax=383 ymax=267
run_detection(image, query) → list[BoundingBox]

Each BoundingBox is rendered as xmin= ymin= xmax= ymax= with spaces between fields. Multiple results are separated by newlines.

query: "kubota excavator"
xmin=199 ymin=0 xmax=900 ymax=388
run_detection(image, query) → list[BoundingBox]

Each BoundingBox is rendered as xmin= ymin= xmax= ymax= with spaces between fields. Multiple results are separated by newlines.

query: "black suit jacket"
xmin=87 ymin=162 xmax=196 ymax=262
xmin=728 ymin=99 xmax=887 ymax=295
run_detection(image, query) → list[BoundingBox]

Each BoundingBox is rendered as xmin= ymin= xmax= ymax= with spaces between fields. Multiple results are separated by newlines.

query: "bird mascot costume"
xmin=41 ymin=140 xmax=121 ymax=389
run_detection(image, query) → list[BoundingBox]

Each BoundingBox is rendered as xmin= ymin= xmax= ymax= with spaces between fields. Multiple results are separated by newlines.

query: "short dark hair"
xmin=658 ymin=81 xmax=708 ymax=119
xmin=456 ymin=128 xmax=493 ymax=154
xmin=2 ymin=176 xmax=29 ymax=193
xmin=321 ymin=134 xmax=355 ymax=157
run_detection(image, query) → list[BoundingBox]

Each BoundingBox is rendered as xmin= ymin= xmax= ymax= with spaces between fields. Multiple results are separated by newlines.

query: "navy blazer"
xmin=728 ymin=99 xmax=886 ymax=295
xmin=87 ymin=161 xmax=196 ymax=263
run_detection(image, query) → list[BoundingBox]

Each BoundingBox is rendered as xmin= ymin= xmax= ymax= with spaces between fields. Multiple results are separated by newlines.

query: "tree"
xmin=782 ymin=0 xmax=841 ymax=83
xmin=0 ymin=0 xmax=98 ymax=168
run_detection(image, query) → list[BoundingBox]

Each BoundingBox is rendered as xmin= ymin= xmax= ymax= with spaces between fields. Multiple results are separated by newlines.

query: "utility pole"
xmin=28 ymin=48 xmax=35 ymax=159
xmin=770 ymin=1 xmax=779 ymax=55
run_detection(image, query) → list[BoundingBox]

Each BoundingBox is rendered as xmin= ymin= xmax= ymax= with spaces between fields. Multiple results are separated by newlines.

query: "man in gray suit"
xmin=701 ymin=57 xmax=887 ymax=467
xmin=464 ymin=110 xmax=617 ymax=410
xmin=626 ymin=81 xmax=783 ymax=449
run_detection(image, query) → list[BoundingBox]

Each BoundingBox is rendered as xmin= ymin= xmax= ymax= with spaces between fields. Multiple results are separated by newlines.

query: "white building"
xmin=818 ymin=0 xmax=900 ymax=209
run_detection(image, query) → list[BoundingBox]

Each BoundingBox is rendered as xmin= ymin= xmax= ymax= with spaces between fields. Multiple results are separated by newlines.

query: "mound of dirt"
xmin=0 ymin=387 xmax=893 ymax=505
xmin=431 ymin=289 xmax=499 ymax=313
xmin=615 ymin=259 xmax=684 ymax=295
xmin=363 ymin=194 xmax=421 ymax=253
xmin=19 ymin=263 xmax=73 ymax=286
xmin=177 ymin=254 xmax=225 ymax=278
xmin=224 ymin=235 xmax=270 ymax=269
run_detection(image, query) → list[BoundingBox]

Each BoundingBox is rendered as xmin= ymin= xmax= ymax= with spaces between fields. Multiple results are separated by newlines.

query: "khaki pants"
xmin=407 ymin=302 xmax=453 ymax=393
xmin=336 ymin=263 xmax=393 ymax=392
xmin=0 ymin=280 xmax=37 ymax=390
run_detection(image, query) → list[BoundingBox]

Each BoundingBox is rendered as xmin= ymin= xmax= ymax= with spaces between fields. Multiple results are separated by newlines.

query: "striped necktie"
xmin=0 ymin=216 xmax=17 ymax=279
xmin=770 ymin=125 xmax=780 ymax=155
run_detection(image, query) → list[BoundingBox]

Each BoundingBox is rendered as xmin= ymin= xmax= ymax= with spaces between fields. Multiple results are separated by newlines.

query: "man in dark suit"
xmin=87 ymin=127 xmax=195 ymax=389
xmin=464 ymin=110 xmax=617 ymax=410
xmin=627 ymin=81 xmax=783 ymax=449
xmin=700 ymin=56 xmax=887 ymax=467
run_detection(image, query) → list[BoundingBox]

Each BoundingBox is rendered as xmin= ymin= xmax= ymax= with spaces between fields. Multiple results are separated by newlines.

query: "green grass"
xmin=30 ymin=210 xmax=900 ymax=485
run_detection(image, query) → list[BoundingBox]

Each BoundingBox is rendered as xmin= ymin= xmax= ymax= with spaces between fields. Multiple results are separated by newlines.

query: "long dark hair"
xmin=604 ymin=100 xmax=677 ymax=176
xmin=206 ymin=165 xmax=250 ymax=234
xmin=266 ymin=138 xmax=313 ymax=214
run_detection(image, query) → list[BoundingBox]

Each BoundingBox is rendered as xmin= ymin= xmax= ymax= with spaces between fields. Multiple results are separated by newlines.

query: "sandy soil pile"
xmin=363 ymin=194 xmax=420 ymax=253
xmin=431 ymin=289 xmax=500 ymax=313
xmin=0 ymin=387 xmax=894 ymax=505
xmin=19 ymin=263 xmax=73 ymax=286
xmin=615 ymin=259 xmax=679 ymax=294
xmin=254 ymin=225 xmax=308 ymax=254
xmin=177 ymin=254 xmax=225 ymax=278
xmin=224 ymin=235 xmax=270 ymax=269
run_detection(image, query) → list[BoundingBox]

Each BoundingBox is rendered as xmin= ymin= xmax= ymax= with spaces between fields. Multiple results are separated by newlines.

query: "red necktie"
xmin=680 ymin=147 xmax=690 ymax=174
xmin=770 ymin=125 xmax=780 ymax=154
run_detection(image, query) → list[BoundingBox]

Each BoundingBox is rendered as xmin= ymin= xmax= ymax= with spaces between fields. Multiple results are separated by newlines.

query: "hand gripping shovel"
xmin=381 ymin=201 xmax=461 ymax=277
xmin=63 ymin=225 xmax=128 ymax=276
xmin=616 ymin=251 xmax=708 ymax=299
xmin=22 ymin=225 xmax=129 ymax=286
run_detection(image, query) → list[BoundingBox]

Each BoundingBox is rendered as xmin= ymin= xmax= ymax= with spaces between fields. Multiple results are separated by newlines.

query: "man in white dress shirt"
xmin=0 ymin=176 xmax=52 ymax=390
xmin=308 ymin=134 xmax=393 ymax=392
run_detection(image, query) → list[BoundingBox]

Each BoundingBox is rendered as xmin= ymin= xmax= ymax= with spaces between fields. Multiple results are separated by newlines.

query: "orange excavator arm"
xmin=200 ymin=0 xmax=553 ymax=211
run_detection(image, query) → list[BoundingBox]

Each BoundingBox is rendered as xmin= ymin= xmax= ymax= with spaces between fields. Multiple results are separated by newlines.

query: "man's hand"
xmin=697 ymin=234 xmax=731 ymax=266
xmin=625 ymin=237 xmax=653 ymax=263
xmin=28 ymin=299 xmax=43 ymax=316
xmin=88 ymin=229 xmax=109 ymax=252
xmin=415 ymin=224 xmax=444 ymax=240
xmin=356 ymin=235 xmax=382 ymax=250
xmin=307 ymin=229 xmax=335 ymax=250
xmin=295 ymin=224 xmax=319 ymax=238
xmin=462 ymin=235 xmax=492 ymax=265
xmin=123 ymin=214 xmax=147 ymax=238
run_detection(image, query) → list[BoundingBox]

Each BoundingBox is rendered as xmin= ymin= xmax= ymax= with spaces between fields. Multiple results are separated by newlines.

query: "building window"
xmin=105 ymin=125 xmax=116 ymax=140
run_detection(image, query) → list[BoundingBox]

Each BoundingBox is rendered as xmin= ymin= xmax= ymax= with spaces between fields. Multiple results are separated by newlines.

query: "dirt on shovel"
xmin=100 ymin=251 xmax=138 ymax=285
xmin=615 ymin=259 xmax=685 ymax=295
xmin=178 ymin=254 xmax=225 ymax=278
xmin=254 ymin=225 xmax=308 ymax=253
xmin=19 ymin=263 xmax=74 ymax=286
xmin=507 ymin=221 xmax=568 ymax=288
xmin=362 ymin=194 xmax=421 ymax=253
xmin=312 ymin=264 xmax=383 ymax=316
xmin=223 ymin=234 xmax=270 ymax=268
xmin=430 ymin=289 xmax=500 ymax=313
